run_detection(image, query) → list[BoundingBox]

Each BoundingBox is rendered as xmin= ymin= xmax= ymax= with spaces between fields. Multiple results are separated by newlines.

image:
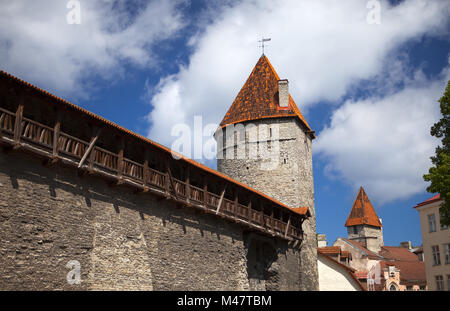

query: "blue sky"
xmin=1 ymin=0 xmax=449 ymax=247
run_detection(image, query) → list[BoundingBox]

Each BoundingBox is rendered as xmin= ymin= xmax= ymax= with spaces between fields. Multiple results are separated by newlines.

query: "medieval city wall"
xmin=0 ymin=151 xmax=305 ymax=290
xmin=216 ymin=118 xmax=318 ymax=290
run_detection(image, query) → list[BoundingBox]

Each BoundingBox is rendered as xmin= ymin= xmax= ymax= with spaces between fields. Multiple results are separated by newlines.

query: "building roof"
xmin=218 ymin=55 xmax=313 ymax=136
xmin=318 ymin=252 xmax=365 ymax=291
xmin=341 ymin=238 xmax=383 ymax=260
xmin=354 ymin=271 xmax=368 ymax=279
xmin=380 ymin=246 xmax=420 ymax=262
xmin=0 ymin=69 xmax=310 ymax=218
xmin=318 ymin=246 xmax=341 ymax=255
xmin=345 ymin=187 xmax=382 ymax=228
xmin=379 ymin=261 xmax=426 ymax=285
xmin=414 ymin=193 xmax=441 ymax=208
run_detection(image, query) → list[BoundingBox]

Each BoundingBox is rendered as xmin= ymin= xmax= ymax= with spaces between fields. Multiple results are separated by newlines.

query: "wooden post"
xmin=164 ymin=157 xmax=170 ymax=197
xmin=117 ymin=138 xmax=125 ymax=180
xmin=185 ymin=165 xmax=190 ymax=203
xmin=203 ymin=175 xmax=207 ymax=207
xmin=13 ymin=95 xmax=24 ymax=146
xmin=284 ymin=213 xmax=291 ymax=238
xmin=247 ymin=201 xmax=252 ymax=221
xmin=52 ymin=111 xmax=61 ymax=160
xmin=143 ymin=149 xmax=149 ymax=190
xmin=166 ymin=158 xmax=178 ymax=200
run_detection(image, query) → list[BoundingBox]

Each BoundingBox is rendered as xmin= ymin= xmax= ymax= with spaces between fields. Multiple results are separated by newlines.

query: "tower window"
xmin=352 ymin=226 xmax=358 ymax=235
xmin=283 ymin=159 xmax=286 ymax=164
xmin=269 ymin=128 xmax=272 ymax=138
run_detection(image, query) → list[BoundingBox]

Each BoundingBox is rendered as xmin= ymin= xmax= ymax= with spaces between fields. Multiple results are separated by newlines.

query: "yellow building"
xmin=414 ymin=194 xmax=450 ymax=291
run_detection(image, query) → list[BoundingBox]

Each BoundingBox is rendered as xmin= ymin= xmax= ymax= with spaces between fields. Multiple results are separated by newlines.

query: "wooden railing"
xmin=0 ymin=106 xmax=303 ymax=240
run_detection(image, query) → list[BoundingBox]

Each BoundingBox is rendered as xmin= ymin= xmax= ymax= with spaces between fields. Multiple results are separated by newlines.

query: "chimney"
xmin=400 ymin=241 xmax=412 ymax=250
xmin=317 ymin=234 xmax=327 ymax=247
xmin=278 ymin=79 xmax=289 ymax=107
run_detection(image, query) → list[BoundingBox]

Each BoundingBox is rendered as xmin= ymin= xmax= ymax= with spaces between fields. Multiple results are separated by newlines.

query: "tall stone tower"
xmin=345 ymin=187 xmax=384 ymax=253
xmin=215 ymin=55 xmax=318 ymax=290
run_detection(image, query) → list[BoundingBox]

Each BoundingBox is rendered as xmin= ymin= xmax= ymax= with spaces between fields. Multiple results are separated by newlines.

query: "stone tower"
xmin=214 ymin=55 xmax=318 ymax=290
xmin=345 ymin=187 xmax=384 ymax=253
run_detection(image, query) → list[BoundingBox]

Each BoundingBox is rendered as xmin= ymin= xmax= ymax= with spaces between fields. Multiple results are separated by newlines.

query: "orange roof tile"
xmin=318 ymin=246 xmax=341 ymax=255
xmin=345 ymin=187 xmax=382 ymax=228
xmin=219 ymin=55 xmax=313 ymax=136
xmin=414 ymin=193 xmax=441 ymax=208
xmin=0 ymin=69 xmax=310 ymax=218
xmin=379 ymin=261 xmax=426 ymax=284
xmin=380 ymin=246 xmax=419 ymax=262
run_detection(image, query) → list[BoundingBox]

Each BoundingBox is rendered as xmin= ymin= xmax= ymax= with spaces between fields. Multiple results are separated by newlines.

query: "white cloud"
xmin=0 ymin=0 xmax=185 ymax=97
xmin=147 ymin=0 xmax=449 ymax=149
xmin=314 ymin=65 xmax=450 ymax=204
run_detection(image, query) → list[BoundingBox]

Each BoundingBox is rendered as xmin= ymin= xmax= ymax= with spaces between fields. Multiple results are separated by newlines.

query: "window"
xmin=445 ymin=244 xmax=450 ymax=264
xmin=435 ymin=275 xmax=444 ymax=291
xmin=389 ymin=284 xmax=397 ymax=291
xmin=352 ymin=226 xmax=358 ymax=235
xmin=447 ymin=275 xmax=450 ymax=292
xmin=406 ymin=286 xmax=413 ymax=291
xmin=419 ymin=285 xmax=426 ymax=291
xmin=428 ymin=214 xmax=436 ymax=232
xmin=440 ymin=208 xmax=448 ymax=230
xmin=432 ymin=246 xmax=441 ymax=266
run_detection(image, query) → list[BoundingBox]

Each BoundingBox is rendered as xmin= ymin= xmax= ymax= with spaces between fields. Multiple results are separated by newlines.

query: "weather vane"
xmin=258 ymin=38 xmax=271 ymax=55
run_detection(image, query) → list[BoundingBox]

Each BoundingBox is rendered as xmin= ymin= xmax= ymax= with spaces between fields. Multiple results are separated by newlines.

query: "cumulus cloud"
xmin=0 ymin=0 xmax=185 ymax=97
xmin=314 ymin=63 xmax=450 ymax=204
xmin=147 ymin=0 xmax=449 ymax=149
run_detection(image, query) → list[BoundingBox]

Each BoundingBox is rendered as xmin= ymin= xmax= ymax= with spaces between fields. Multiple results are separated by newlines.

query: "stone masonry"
xmin=216 ymin=118 xmax=318 ymax=290
xmin=0 ymin=150 xmax=305 ymax=290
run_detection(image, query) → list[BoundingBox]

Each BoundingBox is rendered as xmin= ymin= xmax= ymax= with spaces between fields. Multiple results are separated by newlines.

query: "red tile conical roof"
xmin=345 ymin=187 xmax=382 ymax=228
xmin=219 ymin=55 xmax=313 ymax=135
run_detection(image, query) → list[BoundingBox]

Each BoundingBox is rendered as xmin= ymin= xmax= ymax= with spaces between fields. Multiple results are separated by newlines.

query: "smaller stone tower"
xmin=345 ymin=187 xmax=384 ymax=253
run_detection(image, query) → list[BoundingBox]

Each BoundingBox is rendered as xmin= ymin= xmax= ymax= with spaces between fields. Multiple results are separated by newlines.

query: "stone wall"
xmin=216 ymin=118 xmax=318 ymax=290
xmin=0 ymin=150 xmax=304 ymax=290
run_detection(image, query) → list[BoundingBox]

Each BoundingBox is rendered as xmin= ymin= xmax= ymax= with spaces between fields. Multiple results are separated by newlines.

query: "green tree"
xmin=424 ymin=80 xmax=450 ymax=226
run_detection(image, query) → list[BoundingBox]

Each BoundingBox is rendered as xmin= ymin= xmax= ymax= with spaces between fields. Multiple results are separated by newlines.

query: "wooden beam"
xmin=166 ymin=159 xmax=178 ymax=200
xmin=52 ymin=112 xmax=61 ymax=159
xmin=13 ymin=96 xmax=24 ymax=146
xmin=215 ymin=185 xmax=227 ymax=214
xmin=203 ymin=175 xmax=207 ymax=206
xmin=78 ymin=129 xmax=100 ymax=168
xmin=143 ymin=157 xmax=149 ymax=191
xmin=234 ymin=191 xmax=238 ymax=218
xmin=117 ymin=139 xmax=125 ymax=181
xmin=185 ymin=165 xmax=190 ymax=203
xmin=284 ymin=213 xmax=291 ymax=238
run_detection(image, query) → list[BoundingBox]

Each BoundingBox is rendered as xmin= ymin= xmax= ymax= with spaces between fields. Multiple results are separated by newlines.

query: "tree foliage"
xmin=424 ymin=80 xmax=450 ymax=226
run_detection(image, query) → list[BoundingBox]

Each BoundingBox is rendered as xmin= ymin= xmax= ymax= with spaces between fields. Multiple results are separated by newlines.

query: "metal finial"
xmin=258 ymin=38 xmax=271 ymax=55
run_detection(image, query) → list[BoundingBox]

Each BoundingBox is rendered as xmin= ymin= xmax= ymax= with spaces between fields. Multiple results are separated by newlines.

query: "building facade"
xmin=317 ymin=249 xmax=364 ymax=291
xmin=414 ymin=194 xmax=450 ymax=291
